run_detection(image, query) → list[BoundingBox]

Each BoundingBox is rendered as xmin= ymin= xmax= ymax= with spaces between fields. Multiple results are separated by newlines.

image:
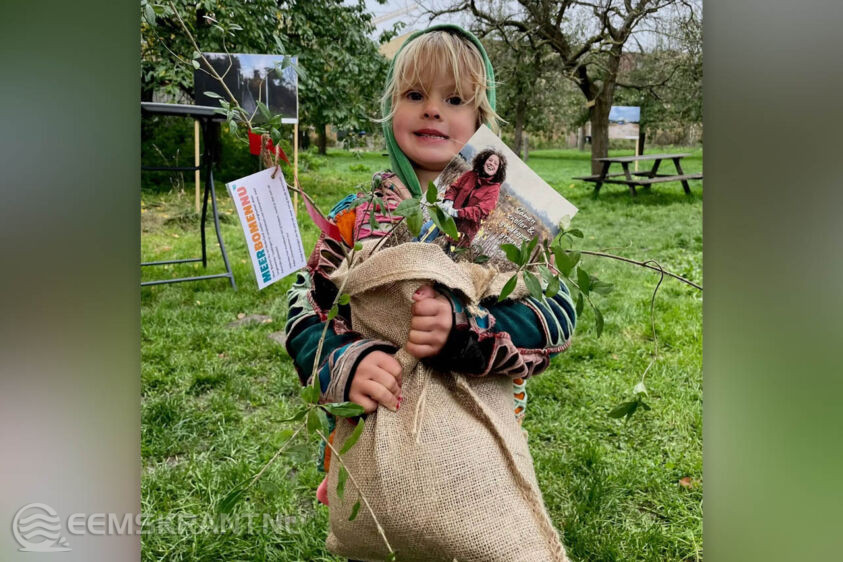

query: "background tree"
xmin=141 ymin=0 xmax=392 ymax=154
xmin=613 ymin=4 xmax=702 ymax=140
xmin=431 ymin=0 xmax=692 ymax=173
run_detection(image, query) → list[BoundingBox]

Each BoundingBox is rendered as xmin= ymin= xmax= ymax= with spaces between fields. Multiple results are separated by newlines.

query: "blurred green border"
xmin=4 ymin=1 xmax=843 ymax=560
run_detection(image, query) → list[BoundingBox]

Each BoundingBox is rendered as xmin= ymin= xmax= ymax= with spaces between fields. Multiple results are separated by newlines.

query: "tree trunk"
xmin=317 ymin=123 xmax=327 ymax=155
xmin=513 ymin=100 xmax=526 ymax=157
xmin=577 ymin=127 xmax=585 ymax=151
xmin=590 ymin=94 xmax=611 ymax=175
xmin=587 ymin=51 xmax=621 ymax=175
xmin=299 ymin=126 xmax=310 ymax=150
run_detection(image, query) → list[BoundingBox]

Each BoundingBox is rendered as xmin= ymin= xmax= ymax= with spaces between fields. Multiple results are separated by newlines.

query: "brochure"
xmin=432 ymin=125 xmax=578 ymax=267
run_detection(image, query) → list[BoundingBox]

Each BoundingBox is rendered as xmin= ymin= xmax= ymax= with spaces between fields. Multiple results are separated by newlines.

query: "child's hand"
xmin=348 ymin=351 xmax=403 ymax=413
xmin=406 ymin=285 xmax=453 ymax=359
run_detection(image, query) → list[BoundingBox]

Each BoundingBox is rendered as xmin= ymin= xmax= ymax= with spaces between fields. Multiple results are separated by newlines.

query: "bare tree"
xmin=427 ymin=0 xmax=696 ymax=173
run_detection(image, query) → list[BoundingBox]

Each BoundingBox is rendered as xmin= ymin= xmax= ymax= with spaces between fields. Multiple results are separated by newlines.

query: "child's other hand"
xmin=406 ymin=285 xmax=453 ymax=359
xmin=349 ymin=351 xmax=403 ymax=413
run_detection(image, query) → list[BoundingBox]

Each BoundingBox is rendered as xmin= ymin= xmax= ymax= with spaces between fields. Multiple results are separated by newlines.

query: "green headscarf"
xmin=381 ymin=24 xmax=497 ymax=198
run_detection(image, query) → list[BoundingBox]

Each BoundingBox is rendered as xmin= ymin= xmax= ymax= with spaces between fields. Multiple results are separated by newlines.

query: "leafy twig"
xmin=315 ymin=429 xmax=394 ymax=557
xmin=577 ymin=250 xmax=701 ymax=290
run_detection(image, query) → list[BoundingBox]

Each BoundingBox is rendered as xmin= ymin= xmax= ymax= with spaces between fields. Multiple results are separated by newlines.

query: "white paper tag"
xmin=226 ymin=167 xmax=306 ymax=289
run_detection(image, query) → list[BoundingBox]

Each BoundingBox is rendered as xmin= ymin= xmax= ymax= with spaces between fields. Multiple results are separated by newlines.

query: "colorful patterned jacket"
xmin=284 ymin=171 xmax=576 ymax=428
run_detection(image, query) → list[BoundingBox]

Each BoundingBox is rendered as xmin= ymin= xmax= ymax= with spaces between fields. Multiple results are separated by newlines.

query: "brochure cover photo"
xmin=432 ymin=125 xmax=578 ymax=268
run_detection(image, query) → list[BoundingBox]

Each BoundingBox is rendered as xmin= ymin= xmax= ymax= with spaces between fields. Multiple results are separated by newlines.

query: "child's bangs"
xmin=395 ymin=36 xmax=485 ymax=107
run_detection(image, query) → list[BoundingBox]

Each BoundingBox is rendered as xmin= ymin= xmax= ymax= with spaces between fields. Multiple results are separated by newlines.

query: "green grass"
xmin=141 ymin=146 xmax=702 ymax=561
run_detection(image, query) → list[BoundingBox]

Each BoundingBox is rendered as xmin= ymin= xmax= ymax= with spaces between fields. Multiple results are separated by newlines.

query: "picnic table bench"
xmin=574 ymin=153 xmax=703 ymax=196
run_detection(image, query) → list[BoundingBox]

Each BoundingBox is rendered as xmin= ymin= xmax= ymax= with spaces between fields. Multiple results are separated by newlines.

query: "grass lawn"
xmin=141 ymin=146 xmax=702 ymax=561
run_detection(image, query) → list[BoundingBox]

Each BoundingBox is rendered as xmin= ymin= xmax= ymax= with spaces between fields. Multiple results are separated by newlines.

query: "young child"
xmin=284 ymin=24 xmax=576 ymax=556
xmin=441 ymin=148 xmax=507 ymax=246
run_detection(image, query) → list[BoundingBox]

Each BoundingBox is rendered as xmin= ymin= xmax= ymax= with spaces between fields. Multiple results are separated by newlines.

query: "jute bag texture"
xmin=325 ymin=242 xmax=569 ymax=562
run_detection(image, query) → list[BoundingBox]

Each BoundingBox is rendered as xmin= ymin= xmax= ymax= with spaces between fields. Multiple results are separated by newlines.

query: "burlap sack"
xmin=325 ymin=242 xmax=569 ymax=562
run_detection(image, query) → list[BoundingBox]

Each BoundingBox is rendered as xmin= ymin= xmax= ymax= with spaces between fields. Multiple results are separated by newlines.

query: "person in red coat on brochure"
xmin=441 ymin=148 xmax=507 ymax=247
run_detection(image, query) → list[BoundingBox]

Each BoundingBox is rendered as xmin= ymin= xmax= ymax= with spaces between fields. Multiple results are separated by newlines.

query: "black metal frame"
xmin=141 ymin=103 xmax=237 ymax=289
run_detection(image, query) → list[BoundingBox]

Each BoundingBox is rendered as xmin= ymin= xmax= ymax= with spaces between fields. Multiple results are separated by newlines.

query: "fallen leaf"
xmin=196 ymin=301 xmax=201 ymax=305
xmin=237 ymin=313 xmax=246 ymax=319
xmin=218 ymin=353 xmax=226 ymax=358
xmin=679 ymin=476 xmax=699 ymax=489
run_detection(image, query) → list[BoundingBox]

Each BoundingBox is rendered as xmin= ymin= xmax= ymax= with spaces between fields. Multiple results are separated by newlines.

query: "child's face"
xmin=392 ymin=70 xmax=479 ymax=179
xmin=482 ymin=154 xmax=500 ymax=177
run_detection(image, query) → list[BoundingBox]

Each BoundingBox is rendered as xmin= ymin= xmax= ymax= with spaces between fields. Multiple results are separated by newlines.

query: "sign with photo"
xmin=195 ymin=53 xmax=298 ymax=124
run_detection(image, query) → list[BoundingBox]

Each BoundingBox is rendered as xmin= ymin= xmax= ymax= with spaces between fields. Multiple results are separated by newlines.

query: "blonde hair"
xmin=381 ymin=31 xmax=500 ymax=131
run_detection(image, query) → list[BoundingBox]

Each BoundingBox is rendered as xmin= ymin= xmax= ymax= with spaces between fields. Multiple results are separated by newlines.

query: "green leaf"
xmin=203 ymin=91 xmax=223 ymax=100
xmin=592 ymin=280 xmax=614 ymax=295
xmin=594 ymin=306 xmax=604 ymax=337
xmin=526 ymin=235 xmax=539 ymax=260
xmin=405 ymin=210 xmax=423 ymax=237
xmin=473 ymin=254 xmax=491 ymax=264
xmin=144 ymin=3 xmax=156 ymax=24
xmin=274 ymin=428 xmax=296 ymax=448
xmin=368 ymin=208 xmax=378 ymax=231
xmin=568 ymin=228 xmax=584 ymax=238
xmin=353 ymin=242 xmax=363 ymax=252
xmin=278 ymin=407 xmax=307 ymax=423
xmin=500 ymin=243 xmax=522 ymax=266
xmin=386 ymin=552 xmax=398 ymax=561
xmin=639 ymin=400 xmax=652 ymax=411
xmin=577 ymin=267 xmax=591 ymax=294
xmin=554 ymin=249 xmax=580 ymax=276
xmin=307 ymin=408 xmax=330 ymax=435
xmin=322 ymin=401 xmax=365 ymax=418
xmin=575 ymin=292 xmax=584 ymax=316
xmin=338 ymin=293 xmax=350 ymax=306
xmin=216 ymin=483 xmax=247 ymax=514
xmin=393 ymin=198 xmax=420 ymax=217
xmin=498 ymin=274 xmax=518 ymax=302
xmin=327 ymin=304 xmax=339 ymax=321
xmin=348 ymin=499 xmax=361 ymax=521
xmin=228 ymin=120 xmax=238 ymax=135
xmin=337 ymin=465 xmax=348 ymax=500
xmin=633 ymin=382 xmax=648 ymax=396
xmin=425 ymin=182 xmax=438 ymax=204
xmin=608 ymin=400 xmax=639 ymax=419
xmin=538 ymin=265 xmax=553 ymax=284
xmin=300 ymin=385 xmax=319 ymax=404
xmin=271 ymin=127 xmax=281 ymax=145
xmin=523 ymin=270 xmax=543 ymax=300
xmin=430 ymin=206 xmax=453 ymax=240
xmin=441 ymin=213 xmax=459 ymax=241
xmin=192 ymin=59 xmax=200 ymax=70
xmin=257 ymin=101 xmax=271 ymax=121
xmin=340 ymin=418 xmax=365 ymax=454
xmin=546 ymin=275 xmax=560 ymax=297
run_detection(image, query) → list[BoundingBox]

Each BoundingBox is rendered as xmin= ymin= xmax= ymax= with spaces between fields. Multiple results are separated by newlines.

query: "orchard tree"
xmin=280 ymin=1 xmax=391 ymax=154
xmin=141 ymin=0 xmax=391 ymax=154
xmin=431 ymin=0 xmax=689 ymax=173
xmin=613 ymin=5 xmax=702 ymax=136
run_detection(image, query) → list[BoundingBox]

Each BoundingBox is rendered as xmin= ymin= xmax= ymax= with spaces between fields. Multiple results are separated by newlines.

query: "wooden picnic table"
xmin=574 ymin=153 xmax=703 ymax=196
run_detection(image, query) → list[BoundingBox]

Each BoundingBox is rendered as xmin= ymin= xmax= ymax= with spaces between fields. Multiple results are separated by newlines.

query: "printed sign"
xmin=226 ymin=167 xmax=306 ymax=289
